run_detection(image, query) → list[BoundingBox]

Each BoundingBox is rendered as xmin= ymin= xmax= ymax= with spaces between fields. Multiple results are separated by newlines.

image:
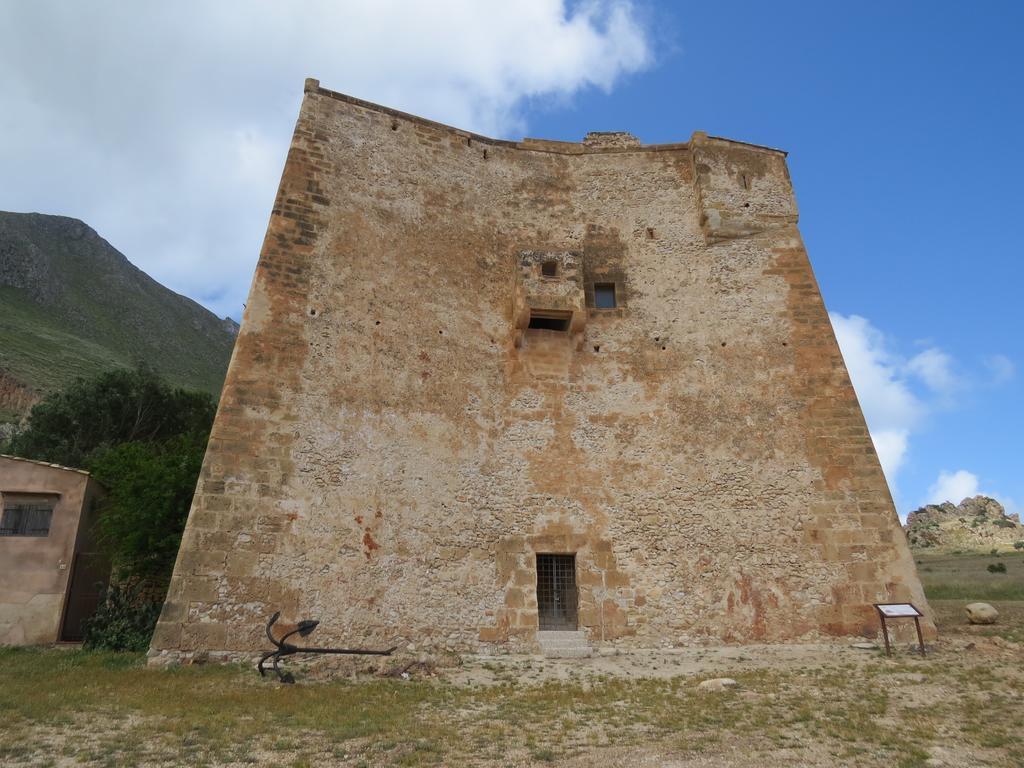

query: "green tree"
xmin=5 ymin=366 xmax=215 ymax=468
xmin=88 ymin=431 xmax=208 ymax=585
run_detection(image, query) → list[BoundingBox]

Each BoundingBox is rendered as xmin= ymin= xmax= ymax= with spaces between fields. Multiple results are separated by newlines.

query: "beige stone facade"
xmin=150 ymin=80 xmax=932 ymax=661
xmin=0 ymin=455 xmax=106 ymax=645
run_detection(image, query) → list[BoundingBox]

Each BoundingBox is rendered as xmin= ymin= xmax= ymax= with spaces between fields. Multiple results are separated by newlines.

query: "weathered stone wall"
xmin=150 ymin=80 xmax=932 ymax=661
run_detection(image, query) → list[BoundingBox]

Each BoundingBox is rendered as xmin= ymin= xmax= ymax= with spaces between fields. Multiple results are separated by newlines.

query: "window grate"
xmin=0 ymin=503 xmax=53 ymax=537
xmin=536 ymin=553 xmax=578 ymax=630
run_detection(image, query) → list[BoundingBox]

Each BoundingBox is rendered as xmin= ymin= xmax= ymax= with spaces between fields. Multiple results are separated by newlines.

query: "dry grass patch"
xmin=2 ymin=552 xmax=1023 ymax=766
xmin=1 ymin=642 xmax=1022 ymax=767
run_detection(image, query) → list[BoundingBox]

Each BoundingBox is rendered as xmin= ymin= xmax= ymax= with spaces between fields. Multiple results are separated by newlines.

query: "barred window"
xmin=0 ymin=502 xmax=54 ymax=537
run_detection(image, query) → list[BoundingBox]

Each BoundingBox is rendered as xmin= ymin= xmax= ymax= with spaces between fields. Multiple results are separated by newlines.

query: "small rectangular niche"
xmin=528 ymin=309 xmax=572 ymax=332
xmin=541 ymin=260 xmax=558 ymax=277
xmin=594 ymin=283 xmax=617 ymax=309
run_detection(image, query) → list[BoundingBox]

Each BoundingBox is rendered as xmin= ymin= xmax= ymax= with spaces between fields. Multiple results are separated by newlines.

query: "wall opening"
xmin=594 ymin=283 xmax=617 ymax=309
xmin=541 ymin=260 xmax=558 ymax=277
xmin=60 ymin=552 xmax=110 ymax=642
xmin=528 ymin=310 xmax=571 ymax=332
xmin=0 ymin=497 xmax=55 ymax=537
xmin=536 ymin=553 xmax=578 ymax=631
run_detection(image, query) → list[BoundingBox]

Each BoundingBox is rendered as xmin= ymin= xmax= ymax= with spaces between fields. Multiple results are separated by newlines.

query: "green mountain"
xmin=0 ymin=211 xmax=237 ymax=422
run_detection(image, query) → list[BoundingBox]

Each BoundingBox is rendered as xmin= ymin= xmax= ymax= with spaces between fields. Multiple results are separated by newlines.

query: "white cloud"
xmin=832 ymin=312 xmax=1019 ymax=519
xmin=829 ymin=313 xmax=926 ymax=480
xmin=870 ymin=429 xmax=911 ymax=481
xmin=925 ymin=469 xmax=1020 ymax=518
xmin=0 ymin=1 xmax=653 ymax=318
xmin=906 ymin=347 xmax=958 ymax=396
xmin=926 ymin=469 xmax=979 ymax=506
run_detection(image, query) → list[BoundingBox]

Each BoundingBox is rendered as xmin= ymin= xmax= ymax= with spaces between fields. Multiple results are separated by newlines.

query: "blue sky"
xmin=530 ymin=2 xmax=1024 ymax=516
xmin=520 ymin=4 xmax=1024 ymax=518
xmin=1 ymin=1 xmax=1020 ymax=516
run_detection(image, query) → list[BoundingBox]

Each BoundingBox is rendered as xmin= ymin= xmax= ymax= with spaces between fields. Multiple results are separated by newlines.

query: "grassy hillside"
xmin=0 ymin=212 xmax=236 ymax=419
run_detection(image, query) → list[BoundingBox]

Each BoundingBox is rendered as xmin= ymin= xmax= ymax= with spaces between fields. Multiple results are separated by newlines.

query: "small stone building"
xmin=0 ymin=455 xmax=107 ymax=645
xmin=151 ymin=80 xmax=932 ymax=662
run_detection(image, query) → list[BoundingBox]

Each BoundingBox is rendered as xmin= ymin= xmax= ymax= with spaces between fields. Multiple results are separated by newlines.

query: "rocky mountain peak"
xmin=906 ymin=495 xmax=1021 ymax=551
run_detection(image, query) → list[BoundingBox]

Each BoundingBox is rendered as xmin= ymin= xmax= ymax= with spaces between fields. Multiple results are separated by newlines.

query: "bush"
xmin=1014 ymin=541 xmax=1024 ymax=550
xmin=4 ymin=366 xmax=215 ymax=469
xmin=83 ymin=582 xmax=164 ymax=652
xmin=89 ymin=431 xmax=209 ymax=586
xmin=987 ymin=562 xmax=1007 ymax=574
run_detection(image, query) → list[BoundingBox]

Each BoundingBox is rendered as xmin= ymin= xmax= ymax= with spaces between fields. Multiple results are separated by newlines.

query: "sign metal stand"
xmin=873 ymin=603 xmax=926 ymax=657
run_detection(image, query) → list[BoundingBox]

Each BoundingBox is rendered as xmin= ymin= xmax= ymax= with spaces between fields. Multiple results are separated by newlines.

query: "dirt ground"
xmin=1 ymin=598 xmax=1022 ymax=766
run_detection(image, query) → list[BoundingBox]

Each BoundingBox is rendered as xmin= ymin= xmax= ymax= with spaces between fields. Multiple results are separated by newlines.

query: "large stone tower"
xmin=150 ymin=79 xmax=932 ymax=662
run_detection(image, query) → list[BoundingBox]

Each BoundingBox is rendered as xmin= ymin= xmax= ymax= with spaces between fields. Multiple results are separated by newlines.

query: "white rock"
xmin=965 ymin=602 xmax=998 ymax=625
xmin=697 ymin=677 xmax=738 ymax=691
xmin=885 ymin=672 xmax=926 ymax=684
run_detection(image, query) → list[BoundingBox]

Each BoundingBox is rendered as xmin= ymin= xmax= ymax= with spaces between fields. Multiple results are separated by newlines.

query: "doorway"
xmin=536 ymin=553 xmax=578 ymax=630
xmin=60 ymin=552 xmax=109 ymax=642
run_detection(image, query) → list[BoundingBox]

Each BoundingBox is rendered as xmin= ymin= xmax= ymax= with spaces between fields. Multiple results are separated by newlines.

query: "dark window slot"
xmin=528 ymin=311 xmax=571 ymax=332
xmin=528 ymin=315 xmax=570 ymax=331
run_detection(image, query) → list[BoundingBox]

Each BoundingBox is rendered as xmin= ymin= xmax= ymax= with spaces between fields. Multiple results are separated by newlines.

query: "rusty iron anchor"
xmin=257 ymin=611 xmax=397 ymax=683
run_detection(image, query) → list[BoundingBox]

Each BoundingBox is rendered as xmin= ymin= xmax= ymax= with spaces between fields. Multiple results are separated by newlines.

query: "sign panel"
xmin=875 ymin=603 xmax=922 ymax=618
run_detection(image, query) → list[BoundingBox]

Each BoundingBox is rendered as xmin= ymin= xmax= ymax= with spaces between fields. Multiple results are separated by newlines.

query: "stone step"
xmin=536 ymin=630 xmax=592 ymax=659
xmin=536 ymin=639 xmax=591 ymax=648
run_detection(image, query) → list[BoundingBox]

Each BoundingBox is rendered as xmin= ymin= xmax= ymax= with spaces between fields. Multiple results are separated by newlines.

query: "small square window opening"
xmin=0 ymin=502 xmax=53 ymax=537
xmin=594 ymin=283 xmax=617 ymax=309
xmin=541 ymin=261 xmax=558 ymax=277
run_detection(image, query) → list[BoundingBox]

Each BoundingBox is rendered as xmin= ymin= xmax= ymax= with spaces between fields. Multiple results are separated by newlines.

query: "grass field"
xmin=915 ymin=549 xmax=1024 ymax=600
xmin=0 ymin=553 xmax=1021 ymax=767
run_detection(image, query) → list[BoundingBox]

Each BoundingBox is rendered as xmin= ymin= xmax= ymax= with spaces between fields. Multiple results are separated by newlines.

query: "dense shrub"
xmin=89 ymin=431 xmax=208 ymax=586
xmin=987 ymin=562 xmax=1007 ymax=574
xmin=4 ymin=366 xmax=215 ymax=468
xmin=82 ymin=582 xmax=164 ymax=652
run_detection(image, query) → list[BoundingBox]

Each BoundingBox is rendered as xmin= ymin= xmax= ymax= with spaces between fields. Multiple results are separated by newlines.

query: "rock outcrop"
xmin=905 ymin=496 xmax=1022 ymax=552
